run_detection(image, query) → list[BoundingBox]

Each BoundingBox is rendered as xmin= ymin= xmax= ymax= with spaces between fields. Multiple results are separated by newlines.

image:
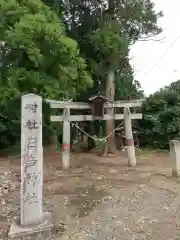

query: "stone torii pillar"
xmin=62 ymin=108 xmax=70 ymax=168
xmin=124 ymin=107 xmax=136 ymax=167
xmin=8 ymin=94 xmax=53 ymax=240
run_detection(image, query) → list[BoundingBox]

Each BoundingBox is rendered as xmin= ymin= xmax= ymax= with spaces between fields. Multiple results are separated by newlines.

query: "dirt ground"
xmin=1 ymin=148 xmax=180 ymax=240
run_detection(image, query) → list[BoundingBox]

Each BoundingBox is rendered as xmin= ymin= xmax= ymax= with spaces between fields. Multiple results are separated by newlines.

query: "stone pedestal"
xmin=8 ymin=212 xmax=53 ymax=240
xmin=170 ymin=140 xmax=180 ymax=177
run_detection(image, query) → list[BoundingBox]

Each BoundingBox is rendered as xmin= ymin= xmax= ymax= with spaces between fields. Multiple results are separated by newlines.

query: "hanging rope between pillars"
xmin=70 ymin=121 xmax=124 ymax=142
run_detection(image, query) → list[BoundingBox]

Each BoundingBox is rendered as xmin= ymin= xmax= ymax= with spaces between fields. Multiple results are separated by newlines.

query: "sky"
xmin=130 ymin=0 xmax=180 ymax=96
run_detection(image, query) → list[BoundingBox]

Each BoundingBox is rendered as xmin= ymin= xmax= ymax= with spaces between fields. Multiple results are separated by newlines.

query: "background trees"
xmin=0 ymin=0 xmax=92 ymax=149
xmin=42 ymin=0 xmax=162 ymax=152
xmin=140 ymin=80 xmax=180 ymax=149
xmin=0 ymin=0 xmax=167 ymax=152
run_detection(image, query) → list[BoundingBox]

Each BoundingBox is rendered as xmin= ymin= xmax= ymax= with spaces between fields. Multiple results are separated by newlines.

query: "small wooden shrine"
xmin=88 ymin=94 xmax=108 ymax=120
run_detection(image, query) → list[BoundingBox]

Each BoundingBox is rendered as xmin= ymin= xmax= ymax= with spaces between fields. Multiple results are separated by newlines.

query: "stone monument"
xmin=8 ymin=94 xmax=53 ymax=240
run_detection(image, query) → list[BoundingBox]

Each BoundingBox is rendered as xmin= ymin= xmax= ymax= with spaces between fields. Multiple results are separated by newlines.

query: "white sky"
xmin=130 ymin=0 xmax=180 ymax=96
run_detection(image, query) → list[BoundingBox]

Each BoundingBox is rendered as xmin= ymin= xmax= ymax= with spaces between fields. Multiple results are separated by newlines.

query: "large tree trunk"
xmin=105 ymin=68 xmax=116 ymax=154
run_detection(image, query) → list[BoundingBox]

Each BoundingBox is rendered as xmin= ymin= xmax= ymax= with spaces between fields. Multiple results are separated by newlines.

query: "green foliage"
xmin=0 ymin=0 xmax=92 ymax=149
xmin=140 ymin=80 xmax=180 ymax=149
xmin=88 ymin=26 xmax=128 ymax=68
xmin=115 ymin=62 xmax=144 ymax=100
xmin=42 ymin=0 xmax=162 ymax=96
xmin=0 ymin=0 xmax=163 ymax=150
xmin=114 ymin=0 xmax=163 ymax=42
xmin=1 ymin=0 xmax=92 ymax=100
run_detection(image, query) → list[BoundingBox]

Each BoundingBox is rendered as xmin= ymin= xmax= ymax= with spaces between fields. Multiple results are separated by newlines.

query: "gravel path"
xmin=1 ymin=150 xmax=180 ymax=240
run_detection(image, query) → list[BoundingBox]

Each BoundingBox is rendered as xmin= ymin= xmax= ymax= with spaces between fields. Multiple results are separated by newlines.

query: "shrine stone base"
xmin=8 ymin=212 xmax=53 ymax=240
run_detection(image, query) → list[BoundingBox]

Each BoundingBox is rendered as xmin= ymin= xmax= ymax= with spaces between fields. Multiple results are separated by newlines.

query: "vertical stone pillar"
xmin=8 ymin=94 xmax=53 ymax=240
xmin=20 ymin=94 xmax=43 ymax=226
xmin=124 ymin=107 xmax=136 ymax=167
xmin=169 ymin=140 xmax=180 ymax=177
xmin=62 ymin=108 xmax=70 ymax=168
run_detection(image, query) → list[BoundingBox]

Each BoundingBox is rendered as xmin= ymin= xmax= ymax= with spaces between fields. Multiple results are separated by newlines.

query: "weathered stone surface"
xmin=8 ymin=212 xmax=52 ymax=240
xmin=21 ymin=94 xmax=43 ymax=226
xmin=8 ymin=94 xmax=53 ymax=240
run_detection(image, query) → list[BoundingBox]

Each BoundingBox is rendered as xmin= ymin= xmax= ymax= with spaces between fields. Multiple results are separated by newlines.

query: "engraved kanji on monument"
xmin=8 ymin=94 xmax=53 ymax=240
xmin=21 ymin=94 xmax=43 ymax=226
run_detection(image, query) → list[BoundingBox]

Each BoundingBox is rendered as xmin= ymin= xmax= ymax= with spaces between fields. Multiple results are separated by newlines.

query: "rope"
xmin=70 ymin=121 xmax=124 ymax=142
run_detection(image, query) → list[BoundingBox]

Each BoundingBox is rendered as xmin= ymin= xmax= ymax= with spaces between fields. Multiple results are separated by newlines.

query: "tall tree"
xmin=42 ymin=0 xmax=162 ymax=153
xmin=0 ymin=0 xmax=92 ymax=149
xmin=88 ymin=22 xmax=128 ymax=153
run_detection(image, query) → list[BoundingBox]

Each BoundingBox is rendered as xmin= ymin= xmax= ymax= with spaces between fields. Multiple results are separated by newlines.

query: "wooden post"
xmin=62 ymin=108 xmax=70 ymax=168
xmin=124 ymin=107 xmax=136 ymax=167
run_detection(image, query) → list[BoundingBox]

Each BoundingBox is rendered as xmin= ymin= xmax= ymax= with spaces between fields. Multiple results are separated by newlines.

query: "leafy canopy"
xmin=0 ymin=0 xmax=92 ymax=103
xmin=140 ymin=80 xmax=180 ymax=148
xmin=0 ymin=0 xmax=92 ymax=148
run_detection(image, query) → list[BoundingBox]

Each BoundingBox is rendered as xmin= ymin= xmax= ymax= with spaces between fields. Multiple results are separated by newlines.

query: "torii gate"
xmin=46 ymin=97 xmax=144 ymax=168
